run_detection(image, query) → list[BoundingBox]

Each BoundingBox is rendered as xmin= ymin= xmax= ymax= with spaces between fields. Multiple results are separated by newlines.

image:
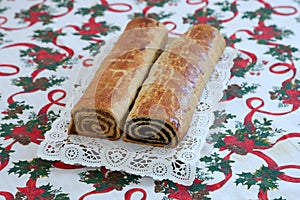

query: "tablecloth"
xmin=0 ymin=0 xmax=300 ymax=199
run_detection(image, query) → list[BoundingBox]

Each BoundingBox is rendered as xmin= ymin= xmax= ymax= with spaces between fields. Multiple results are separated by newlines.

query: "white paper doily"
xmin=37 ymin=40 xmax=235 ymax=185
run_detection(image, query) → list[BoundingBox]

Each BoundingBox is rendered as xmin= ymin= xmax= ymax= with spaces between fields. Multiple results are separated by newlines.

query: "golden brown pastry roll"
xmin=124 ymin=24 xmax=226 ymax=147
xmin=68 ymin=17 xmax=168 ymax=140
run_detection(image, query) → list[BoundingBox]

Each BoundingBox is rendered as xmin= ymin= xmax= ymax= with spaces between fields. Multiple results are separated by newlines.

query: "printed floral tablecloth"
xmin=0 ymin=0 xmax=300 ymax=199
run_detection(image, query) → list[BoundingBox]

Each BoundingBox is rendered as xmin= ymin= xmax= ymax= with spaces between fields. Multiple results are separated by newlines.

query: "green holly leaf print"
xmin=82 ymin=41 xmax=105 ymax=56
xmin=224 ymin=35 xmax=242 ymax=47
xmin=16 ymin=4 xmax=53 ymax=25
xmin=250 ymin=118 xmax=284 ymax=140
xmin=274 ymin=197 xmax=286 ymax=200
xmin=0 ymin=144 xmax=14 ymax=163
xmin=195 ymin=168 xmax=213 ymax=181
xmin=32 ymin=28 xmax=66 ymax=43
xmin=20 ymin=46 xmax=71 ymax=71
xmin=12 ymin=75 xmax=67 ymax=92
xmin=235 ymin=165 xmax=283 ymax=192
xmin=251 ymin=23 xmax=294 ymax=44
xmin=0 ymin=110 xmax=59 ymax=145
xmin=8 ymin=160 xmax=31 ymax=177
xmin=130 ymin=11 xmax=174 ymax=21
xmin=265 ymin=45 xmax=299 ymax=62
xmin=242 ymin=7 xmax=273 ymax=21
xmin=221 ymin=83 xmax=260 ymax=101
xmin=200 ymin=152 xmax=234 ymax=175
xmin=229 ymin=55 xmax=265 ymax=78
xmin=235 ymin=172 xmax=257 ymax=189
xmin=253 ymin=138 xmax=272 ymax=147
xmin=0 ymin=7 xmax=8 ymax=14
xmin=154 ymin=179 xmax=178 ymax=194
xmin=188 ymin=182 xmax=206 ymax=192
xmin=214 ymin=1 xmax=238 ymax=13
xmin=8 ymin=158 xmax=52 ymax=179
xmin=210 ymin=110 xmax=236 ymax=129
xmin=51 ymin=0 xmax=74 ymax=8
xmin=270 ymin=78 xmax=300 ymax=108
xmin=136 ymin=0 xmax=178 ymax=7
xmin=209 ymin=132 xmax=227 ymax=145
xmin=39 ymin=183 xmax=70 ymax=200
xmin=0 ymin=32 xmax=5 ymax=44
xmin=75 ymin=4 xmax=109 ymax=18
xmin=0 ymin=122 xmax=18 ymax=137
xmin=183 ymin=8 xmax=223 ymax=29
xmin=2 ymin=101 xmax=33 ymax=120
xmin=79 ymin=168 xmax=141 ymax=191
xmin=212 ymin=118 xmax=284 ymax=155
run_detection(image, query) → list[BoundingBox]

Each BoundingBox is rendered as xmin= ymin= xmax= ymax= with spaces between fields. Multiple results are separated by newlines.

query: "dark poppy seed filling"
xmin=125 ymin=117 xmax=178 ymax=146
xmin=71 ymin=108 xmax=119 ymax=140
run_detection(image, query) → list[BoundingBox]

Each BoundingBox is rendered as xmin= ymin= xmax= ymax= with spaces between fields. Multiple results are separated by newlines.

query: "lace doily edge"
xmin=37 ymin=47 xmax=236 ymax=186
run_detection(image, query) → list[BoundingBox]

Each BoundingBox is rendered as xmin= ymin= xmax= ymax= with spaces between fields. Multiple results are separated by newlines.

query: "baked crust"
xmin=124 ymin=24 xmax=226 ymax=147
xmin=68 ymin=17 xmax=168 ymax=140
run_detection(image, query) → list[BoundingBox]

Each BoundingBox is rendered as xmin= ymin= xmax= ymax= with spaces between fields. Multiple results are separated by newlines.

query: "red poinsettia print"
xmin=1 ymin=0 xmax=300 ymax=199
xmin=9 ymin=125 xmax=44 ymax=145
xmin=196 ymin=15 xmax=217 ymax=24
xmin=168 ymin=185 xmax=192 ymax=200
xmin=270 ymin=79 xmax=300 ymax=109
xmin=183 ymin=8 xmax=222 ymax=29
xmin=220 ymin=135 xmax=256 ymax=154
xmin=14 ymin=2 xmax=53 ymax=25
xmin=282 ymin=89 xmax=300 ymax=107
xmin=16 ymin=178 xmax=46 ymax=200
xmin=22 ymin=11 xmax=51 ymax=24
xmin=234 ymin=57 xmax=250 ymax=68
xmin=231 ymin=57 xmax=251 ymax=76
xmin=193 ymin=178 xmax=204 ymax=185
xmin=78 ymin=18 xmax=109 ymax=35
xmin=253 ymin=22 xmax=277 ymax=40
xmin=28 ymin=49 xmax=66 ymax=67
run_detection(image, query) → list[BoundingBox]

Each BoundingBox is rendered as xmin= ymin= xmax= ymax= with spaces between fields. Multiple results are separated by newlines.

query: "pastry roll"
xmin=124 ymin=24 xmax=226 ymax=147
xmin=68 ymin=17 xmax=168 ymax=140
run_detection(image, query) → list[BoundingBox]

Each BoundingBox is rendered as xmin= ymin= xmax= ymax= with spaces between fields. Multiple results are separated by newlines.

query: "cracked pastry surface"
xmin=68 ymin=17 xmax=168 ymax=140
xmin=124 ymin=24 xmax=226 ymax=147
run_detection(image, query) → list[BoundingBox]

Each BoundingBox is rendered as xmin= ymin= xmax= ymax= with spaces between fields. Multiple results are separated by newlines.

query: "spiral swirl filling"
xmin=125 ymin=117 xmax=178 ymax=146
xmin=71 ymin=108 xmax=119 ymax=140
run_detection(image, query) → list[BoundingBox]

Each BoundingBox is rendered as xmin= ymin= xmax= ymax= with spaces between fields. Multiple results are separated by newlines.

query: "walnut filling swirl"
xmin=71 ymin=108 xmax=118 ymax=139
xmin=125 ymin=117 xmax=178 ymax=147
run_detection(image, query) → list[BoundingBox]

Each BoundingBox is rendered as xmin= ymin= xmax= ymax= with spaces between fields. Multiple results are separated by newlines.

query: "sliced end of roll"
xmin=70 ymin=108 xmax=121 ymax=140
xmin=124 ymin=117 xmax=178 ymax=147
